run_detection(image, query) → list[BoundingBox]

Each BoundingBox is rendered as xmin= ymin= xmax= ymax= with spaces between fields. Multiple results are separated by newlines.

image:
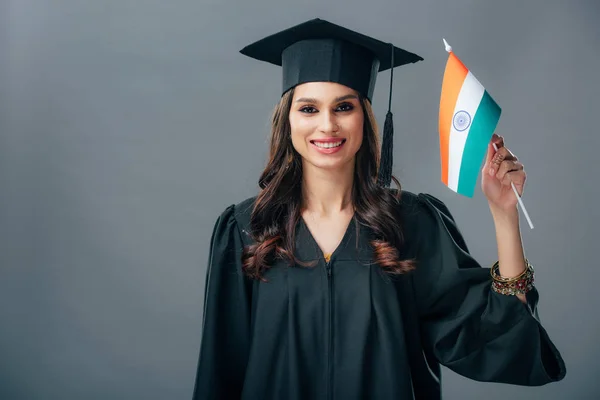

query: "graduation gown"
xmin=192 ymin=191 xmax=565 ymax=400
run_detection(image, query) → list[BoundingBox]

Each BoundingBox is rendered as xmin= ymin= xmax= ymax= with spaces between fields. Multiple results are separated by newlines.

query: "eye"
xmin=299 ymin=102 xmax=354 ymax=114
xmin=336 ymin=102 xmax=354 ymax=112
xmin=299 ymin=106 xmax=317 ymax=114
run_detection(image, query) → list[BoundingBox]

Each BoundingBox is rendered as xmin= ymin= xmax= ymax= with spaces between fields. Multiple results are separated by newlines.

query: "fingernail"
xmin=489 ymin=167 xmax=494 ymax=176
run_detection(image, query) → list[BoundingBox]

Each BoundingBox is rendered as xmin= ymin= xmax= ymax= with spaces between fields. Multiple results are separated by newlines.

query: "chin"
xmin=305 ymin=155 xmax=354 ymax=171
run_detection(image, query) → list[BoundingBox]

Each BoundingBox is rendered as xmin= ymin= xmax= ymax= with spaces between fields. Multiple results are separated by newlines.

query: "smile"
xmin=312 ymin=140 xmax=345 ymax=148
xmin=310 ymin=139 xmax=347 ymax=154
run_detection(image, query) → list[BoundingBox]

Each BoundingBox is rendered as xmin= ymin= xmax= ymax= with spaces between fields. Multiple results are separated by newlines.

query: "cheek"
xmin=348 ymin=118 xmax=364 ymax=146
xmin=290 ymin=116 xmax=314 ymax=143
xmin=351 ymin=133 xmax=364 ymax=154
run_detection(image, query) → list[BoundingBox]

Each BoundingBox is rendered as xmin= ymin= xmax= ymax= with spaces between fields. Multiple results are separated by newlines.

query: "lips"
xmin=310 ymin=138 xmax=347 ymax=154
xmin=312 ymin=139 xmax=344 ymax=148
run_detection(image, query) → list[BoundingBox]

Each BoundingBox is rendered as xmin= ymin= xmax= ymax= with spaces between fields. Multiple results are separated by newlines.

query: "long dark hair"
xmin=242 ymin=88 xmax=416 ymax=281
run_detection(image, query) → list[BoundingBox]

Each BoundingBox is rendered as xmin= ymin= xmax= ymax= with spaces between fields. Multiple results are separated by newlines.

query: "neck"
xmin=301 ymin=159 xmax=355 ymax=216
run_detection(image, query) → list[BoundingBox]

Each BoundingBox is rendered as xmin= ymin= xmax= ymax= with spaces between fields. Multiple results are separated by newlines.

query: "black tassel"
xmin=378 ymin=43 xmax=395 ymax=188
xmin=377 ymin=110 xmax=394 ymax=187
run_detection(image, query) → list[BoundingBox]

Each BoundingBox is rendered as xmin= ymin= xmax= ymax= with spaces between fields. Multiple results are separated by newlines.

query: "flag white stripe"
xmin=447 ymin=72 xmax=485 ymax=191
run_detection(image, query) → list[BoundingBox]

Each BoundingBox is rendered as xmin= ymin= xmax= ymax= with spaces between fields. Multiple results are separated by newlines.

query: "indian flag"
xmin=439 ymin=39 xmax=501 ymax=197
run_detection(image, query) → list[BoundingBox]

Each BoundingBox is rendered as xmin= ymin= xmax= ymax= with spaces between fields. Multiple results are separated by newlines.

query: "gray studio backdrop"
xmin=1 ymin=1 xmax=598 ymax=399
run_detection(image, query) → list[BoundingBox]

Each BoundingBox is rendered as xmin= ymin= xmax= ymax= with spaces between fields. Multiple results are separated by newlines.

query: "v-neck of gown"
xmin=298 ymin=214 xmax=356 ymax=263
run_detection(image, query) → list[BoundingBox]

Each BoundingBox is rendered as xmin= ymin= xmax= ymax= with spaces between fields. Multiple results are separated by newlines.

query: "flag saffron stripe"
xmin=439 ymin=52 xmax=468 ymax=185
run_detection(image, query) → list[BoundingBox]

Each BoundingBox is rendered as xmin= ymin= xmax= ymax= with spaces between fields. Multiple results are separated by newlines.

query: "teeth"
xmin=314 ymin=141 xmax=343 ymax=148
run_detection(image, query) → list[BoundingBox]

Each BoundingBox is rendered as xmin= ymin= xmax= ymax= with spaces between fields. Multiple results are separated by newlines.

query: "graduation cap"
xmin=239 ymin=18 xmax=423 ymax=187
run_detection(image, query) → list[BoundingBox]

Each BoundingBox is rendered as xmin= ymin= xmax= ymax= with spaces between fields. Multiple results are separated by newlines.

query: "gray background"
xmin=1 ymin=0 xmax=598 ymax=399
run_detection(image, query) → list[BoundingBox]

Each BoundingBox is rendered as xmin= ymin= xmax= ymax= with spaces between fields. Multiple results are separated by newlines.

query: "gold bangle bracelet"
xmin=490 ymin=259 xmax=533 ymax=282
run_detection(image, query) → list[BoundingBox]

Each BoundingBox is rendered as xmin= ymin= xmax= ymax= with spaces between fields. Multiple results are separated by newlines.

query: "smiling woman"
xmin=192 ymin=18 xmax=566 ymax=400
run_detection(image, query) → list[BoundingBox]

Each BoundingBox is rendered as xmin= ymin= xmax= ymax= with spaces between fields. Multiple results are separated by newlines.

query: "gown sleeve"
xmin=192 ymin=204 xmax=252 ymax=400
xmin=411 ymin=192 xmax=566 ymax=386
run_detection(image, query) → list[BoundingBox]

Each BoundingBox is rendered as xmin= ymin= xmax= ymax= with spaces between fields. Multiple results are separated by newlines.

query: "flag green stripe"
xmin=457 ymin=91 xmax=501 ymax=197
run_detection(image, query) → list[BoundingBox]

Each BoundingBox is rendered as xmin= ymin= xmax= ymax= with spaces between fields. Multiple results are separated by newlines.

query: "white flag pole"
xmin=443 ymin=38 xmax=452 ymax=53
xmin=492 ymin=143 xmax=534 ymax=229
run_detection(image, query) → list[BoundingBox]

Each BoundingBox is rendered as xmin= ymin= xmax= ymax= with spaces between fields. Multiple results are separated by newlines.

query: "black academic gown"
xmin=192 ymin=191 xmax=565 ymax=400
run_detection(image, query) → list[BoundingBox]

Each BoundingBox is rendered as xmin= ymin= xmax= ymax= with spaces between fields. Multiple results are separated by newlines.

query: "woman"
xmin=193 ymin=18 xmax=565 ymax=400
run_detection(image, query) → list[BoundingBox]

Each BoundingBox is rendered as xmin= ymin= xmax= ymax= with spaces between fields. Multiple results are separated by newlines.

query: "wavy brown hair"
xmin=241 ymin=87 xmax=416 ymax=281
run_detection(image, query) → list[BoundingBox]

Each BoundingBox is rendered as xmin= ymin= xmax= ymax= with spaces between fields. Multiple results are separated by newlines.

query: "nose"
xmin=318 ymin=111 xmax=339 ymax=135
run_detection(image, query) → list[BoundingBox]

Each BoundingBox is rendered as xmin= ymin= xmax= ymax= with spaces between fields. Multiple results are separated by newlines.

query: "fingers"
xmin=491 ymin=133 xmax=504 ymax=150
xmin=484 ymin=133 xmax=507 ymax=167
xmin=488 ymin=146 xmax=517 ymax=176
xmin=483 ymin=133 xmax=527 ymax=195
xmin=502 ymin=170 xmax=526 ymax=195
xmin=496 ymin=160 xmax=523 ymax=181
xmin=484 ymin=133 xmax=501 ymax=165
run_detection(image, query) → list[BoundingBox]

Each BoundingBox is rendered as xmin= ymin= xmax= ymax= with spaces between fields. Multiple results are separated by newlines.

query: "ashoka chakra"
xmin=453 ymin=110 xmax=472 ymax=132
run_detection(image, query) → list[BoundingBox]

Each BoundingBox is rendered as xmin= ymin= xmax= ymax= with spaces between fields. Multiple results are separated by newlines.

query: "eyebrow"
xmin=295 ymin=94 xmax=359 ymax=104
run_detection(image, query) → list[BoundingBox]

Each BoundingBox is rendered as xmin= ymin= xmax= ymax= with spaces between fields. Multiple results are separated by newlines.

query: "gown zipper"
xmin=326 ymin=258 xmax=333 ymax=400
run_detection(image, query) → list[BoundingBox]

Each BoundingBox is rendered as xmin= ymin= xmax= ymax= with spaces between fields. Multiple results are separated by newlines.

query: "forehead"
xmin=292 ymin=82 xmax=359 ymax=101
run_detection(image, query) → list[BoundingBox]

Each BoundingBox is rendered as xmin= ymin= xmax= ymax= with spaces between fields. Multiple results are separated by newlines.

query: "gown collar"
xmin=295 ymin=216 xmax=374 ymax=264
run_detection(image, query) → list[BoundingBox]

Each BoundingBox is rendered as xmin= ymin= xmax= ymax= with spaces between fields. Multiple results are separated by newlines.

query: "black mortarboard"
xmin=239 ymin=18 xmax=423 ymax=187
